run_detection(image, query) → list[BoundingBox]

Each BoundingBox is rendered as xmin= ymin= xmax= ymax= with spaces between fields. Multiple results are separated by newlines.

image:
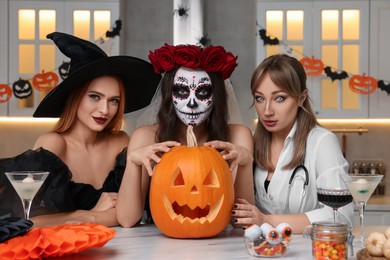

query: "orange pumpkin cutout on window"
xmin=300 ymin=56 xmax=324 ymax=77
xmin=32 ymin=70 xmax=59 ymax=91
xmin=349 ymin=73 xmax=378 ymax=94
xmin=0 ymin=84 xmax=12 ymax=103
xmin=149 ymin=126 xmax=234 ymax=238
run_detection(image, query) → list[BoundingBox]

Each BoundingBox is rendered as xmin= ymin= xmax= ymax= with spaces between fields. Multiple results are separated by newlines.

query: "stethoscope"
xmin=284 ymin=157 xmax=309 ymax=214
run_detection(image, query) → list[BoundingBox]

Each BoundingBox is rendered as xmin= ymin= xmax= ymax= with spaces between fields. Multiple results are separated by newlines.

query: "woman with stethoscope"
xmin=232 ymin=54 xmax=354 ymax=233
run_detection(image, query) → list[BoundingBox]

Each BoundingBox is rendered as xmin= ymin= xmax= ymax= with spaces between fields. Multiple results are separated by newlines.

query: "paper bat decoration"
xmin=259 ymin=29 xmax=279 ymax=45
xmin=324 ymin=66 xmax=349 ymax=81
xmin=378 ymin=80 xmax=390 ymax=95
xmin=106 ymin=20 xmax=122 ymax=38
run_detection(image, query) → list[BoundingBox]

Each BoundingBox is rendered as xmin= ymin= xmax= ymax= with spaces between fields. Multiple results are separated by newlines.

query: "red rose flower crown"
xmin=148 ymin=44 xmax=238 ymax=80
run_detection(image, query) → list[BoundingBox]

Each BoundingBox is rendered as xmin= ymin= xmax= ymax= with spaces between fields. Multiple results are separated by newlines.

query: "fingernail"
xmin=232 ymin=210 xmax=236 ymax=215
xmin=234 ymin=204 xmax=238 ymax=209
xmin=234 ymin=219 xmax=238 ymax=223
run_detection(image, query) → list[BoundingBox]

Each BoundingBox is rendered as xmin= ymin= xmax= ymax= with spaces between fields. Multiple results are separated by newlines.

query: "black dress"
xmin=0 ymin=147 xmax=127 ymax=218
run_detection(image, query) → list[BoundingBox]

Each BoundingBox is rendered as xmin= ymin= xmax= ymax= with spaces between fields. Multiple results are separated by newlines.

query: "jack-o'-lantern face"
xmin=150 ymin=145 xmax=234 ymax=238
xmin=300 ymin=56 xmax=324 ymax=77
xmin=0 ymin=84 xmax=12 ymax=103
xmin=58 ymin=61 xmax=70 ymax=80
xmin=32 ymin=70 xmax=59 ymax=91
xmin=12 ymin=78 xmax=32 ymax=99
xmin=349 ymin=73 xmax=378 ymax=94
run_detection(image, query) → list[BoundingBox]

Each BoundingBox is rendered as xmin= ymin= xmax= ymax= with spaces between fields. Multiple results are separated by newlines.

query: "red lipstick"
xmin=93 ymin=117 xmax=107 ymax=124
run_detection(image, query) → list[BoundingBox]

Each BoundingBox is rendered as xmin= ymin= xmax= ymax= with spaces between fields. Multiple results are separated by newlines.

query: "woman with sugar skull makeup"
xmin=116 ymin=44 xmax=255 ymax=228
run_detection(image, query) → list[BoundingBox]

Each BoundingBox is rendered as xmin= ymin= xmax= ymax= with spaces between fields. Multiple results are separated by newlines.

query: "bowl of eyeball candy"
xmin=244 ymin=223 xmax=292 ymax=257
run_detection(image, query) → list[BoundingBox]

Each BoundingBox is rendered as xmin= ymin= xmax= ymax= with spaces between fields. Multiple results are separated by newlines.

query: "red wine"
xmin=317 ymin=193 xmax=353 ymax=209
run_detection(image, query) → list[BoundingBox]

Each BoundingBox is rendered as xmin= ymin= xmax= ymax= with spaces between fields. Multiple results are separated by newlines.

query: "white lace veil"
xmin=136 ymin=78 xmax=242 ymax=127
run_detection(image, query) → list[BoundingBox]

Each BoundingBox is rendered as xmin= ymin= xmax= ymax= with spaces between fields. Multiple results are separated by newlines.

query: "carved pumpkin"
xmin=300 ymin=56 xmax=324 ymax=77
xmin=149 ymin=126 xmax=234 ymax=238
xmin=349 ymin=73 xmax=378 ymax=94
xmin=12 ymin=78 xmax=32 ymax=99
xmin=0 ymin=84 xmax=12 ymax=103
xmin=32 ymin=70 xmax=59 ymax=91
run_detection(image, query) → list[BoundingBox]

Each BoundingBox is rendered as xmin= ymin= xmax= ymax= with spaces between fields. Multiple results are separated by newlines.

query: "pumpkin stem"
xmin=186 ymin=125 xmax=198 ymax=147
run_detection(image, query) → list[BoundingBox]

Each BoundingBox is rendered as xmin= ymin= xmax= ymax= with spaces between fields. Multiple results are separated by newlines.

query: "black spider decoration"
xmin=197 ymin=35 xmax=211 ymax=48
xmin=174 ymin=5 xmax=189 ymax=19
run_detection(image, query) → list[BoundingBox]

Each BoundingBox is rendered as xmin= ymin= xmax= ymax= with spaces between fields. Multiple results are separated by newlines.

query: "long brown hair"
xmin=251 ymin=54 xmax=318 ymax=171
xmin=156 ymin=67 xmax=229 ymax=142
xmin=54 ymin=76 xmax=125 ymax=133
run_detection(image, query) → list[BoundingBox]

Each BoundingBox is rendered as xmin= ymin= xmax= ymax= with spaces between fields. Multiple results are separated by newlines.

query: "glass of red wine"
xmin=317 ymin=188 xmax=353 ymax=222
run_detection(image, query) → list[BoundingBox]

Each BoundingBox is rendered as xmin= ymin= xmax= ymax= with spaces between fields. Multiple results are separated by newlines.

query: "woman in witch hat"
xmin=0 ymin=32 xmax=160 ymax=227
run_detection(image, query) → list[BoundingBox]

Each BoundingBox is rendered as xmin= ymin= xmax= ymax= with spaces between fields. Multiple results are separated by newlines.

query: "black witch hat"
xmin=33 ymin=32 xmax=161 ymax=117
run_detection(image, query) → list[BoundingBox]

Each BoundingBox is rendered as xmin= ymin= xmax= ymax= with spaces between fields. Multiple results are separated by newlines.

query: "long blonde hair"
xmin=251 ymin=54 xmax=318 ymax=171
xmin=54 ymin=76 xmax=125 ymax=133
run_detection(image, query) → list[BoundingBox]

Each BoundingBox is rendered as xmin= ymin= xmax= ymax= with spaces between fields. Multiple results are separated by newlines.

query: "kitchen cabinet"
xmin=0 ymin=0 xmax=9 ymax=116
xmin=3 ymin=0 xmax=119 ymax=116
xmin=368 ymin=0 xmax=390 ymax=118
xmin=256 ymin=0 xmax=370 ymax=119
xmin=353 ymin=210 xmax=390 ymax=226
xmin=353 ymin=196 xmax=390 ymax=226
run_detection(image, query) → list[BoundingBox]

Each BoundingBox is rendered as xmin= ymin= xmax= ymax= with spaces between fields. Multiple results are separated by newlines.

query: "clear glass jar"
xmin=303 ymin=221 xmax=353 ymax=260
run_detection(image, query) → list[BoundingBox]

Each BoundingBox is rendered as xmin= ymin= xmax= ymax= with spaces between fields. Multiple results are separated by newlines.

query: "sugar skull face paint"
xmin=172 ymin=67 xmax=213 ymax=126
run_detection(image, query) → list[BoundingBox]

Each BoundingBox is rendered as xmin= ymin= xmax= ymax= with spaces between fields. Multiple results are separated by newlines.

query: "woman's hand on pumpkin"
xmin=128 ymin=141 xmax=181 ymax=175
xmin=231 ymin=198 xmax=269 ymax=228
xmin=204 ymin=141 xmax=253 ymax=171
xmin=91 ymin=192 xmax=117 ymax=212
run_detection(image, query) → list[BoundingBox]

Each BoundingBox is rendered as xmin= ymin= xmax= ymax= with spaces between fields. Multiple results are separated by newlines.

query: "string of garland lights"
xmin=0 ymin=20 xmax=122 ymax=104
xmin=256 ymin=24 xmax=390 ymax=96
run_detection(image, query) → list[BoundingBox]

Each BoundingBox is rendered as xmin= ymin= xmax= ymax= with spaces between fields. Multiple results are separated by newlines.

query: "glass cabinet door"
xmin=256 ymin=0 xmax=369 ymax=119
xmin=312 ymin=1 xmax=369 ymax=118
xmin=7 ymin=0 xmax=119 ymax=116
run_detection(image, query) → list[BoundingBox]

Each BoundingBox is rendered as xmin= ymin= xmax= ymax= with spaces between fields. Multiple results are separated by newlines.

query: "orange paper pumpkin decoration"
xmin=0 ymin=223 xmax=115 ymax=259
xmin=349 ymin=73 xmax=378 ymax=94
xmin=300 ymin=56 xmax=324 ymax=77
xmin=0 ymin=84 xmax=12 ymax=103
xmin=32 ymin=70 xmax=59 ymax=91
xmin=150 ymin=126 xmax=234 ymax=238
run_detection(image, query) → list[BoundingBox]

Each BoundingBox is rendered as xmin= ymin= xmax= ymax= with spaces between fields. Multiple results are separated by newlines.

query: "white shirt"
xmin=254 ymin=122 xmax=354 ymax=225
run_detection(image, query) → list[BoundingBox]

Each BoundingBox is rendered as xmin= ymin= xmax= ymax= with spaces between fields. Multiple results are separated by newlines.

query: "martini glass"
xmin=317 ymin=188 xmax=353 ymax=222
xmin=5 ymin=171 xmax=49 ymax=220
xmin=341 ymin=174 xmax=383 ymax=248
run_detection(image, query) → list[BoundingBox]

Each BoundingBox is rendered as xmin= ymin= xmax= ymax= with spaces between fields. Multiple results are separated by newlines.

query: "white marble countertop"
xmin=51 ymin=224 xmax=389 ymax=260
